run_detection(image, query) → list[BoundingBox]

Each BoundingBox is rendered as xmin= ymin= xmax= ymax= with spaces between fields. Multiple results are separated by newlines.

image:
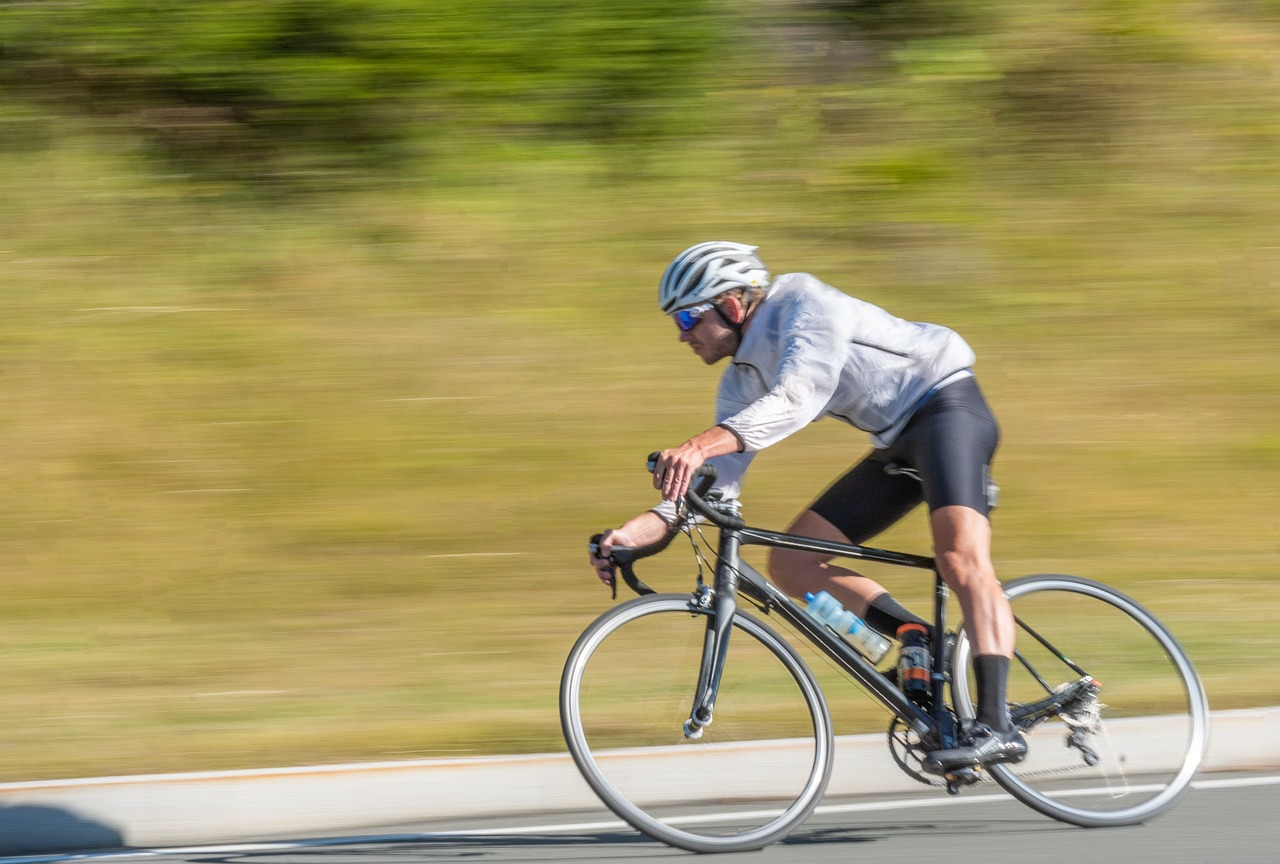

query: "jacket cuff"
xmin=716 ymin=423 xmax=747 ymax=453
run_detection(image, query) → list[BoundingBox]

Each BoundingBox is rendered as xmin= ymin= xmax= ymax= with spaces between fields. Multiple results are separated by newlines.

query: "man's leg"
xmin=768 ymin=510 xmax=924 ymax=631
xmin=923 ymin=504 xmax=1026 ymax=772
xmin=931 ymin=505 xmax=1012 ymax=655
xmin=768 ymin=454 xmax=929 ymax=635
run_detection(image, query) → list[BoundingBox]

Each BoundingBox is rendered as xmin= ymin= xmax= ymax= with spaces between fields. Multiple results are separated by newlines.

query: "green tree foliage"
xmin=812 ymin=0 xmax=991 ymax=39
xmin=5 ymin=0 xmax=1278 ymax=185
xmin=0 ymin=0 xmax=721 ymax=178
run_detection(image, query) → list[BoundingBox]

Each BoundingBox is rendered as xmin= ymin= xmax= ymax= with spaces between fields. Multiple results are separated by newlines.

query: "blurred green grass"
xmin=3 ymin=14 xmax=1280 ymax=779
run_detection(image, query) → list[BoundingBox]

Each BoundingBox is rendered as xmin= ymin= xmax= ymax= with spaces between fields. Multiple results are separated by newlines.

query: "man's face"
xmin=673 ymin=301 xmax=737 ymax=365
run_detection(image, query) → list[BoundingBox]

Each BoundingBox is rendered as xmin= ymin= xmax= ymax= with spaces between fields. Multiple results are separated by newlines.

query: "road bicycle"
xmin=559 ymin=458 xmax=1209 ymax=853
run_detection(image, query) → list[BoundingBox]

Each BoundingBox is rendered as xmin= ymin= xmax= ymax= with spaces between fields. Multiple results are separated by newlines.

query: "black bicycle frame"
xmin=609 ymin=459 xmax=987 ymax=752
xmin=688 ymin=518 xmax=951 ymax=744
xmin=610 ymin=461 xmax=1098 ymax=761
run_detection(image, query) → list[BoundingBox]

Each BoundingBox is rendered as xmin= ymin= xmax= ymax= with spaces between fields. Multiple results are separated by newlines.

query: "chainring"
xmin=887 ymin=716 xmax=947 ymax=788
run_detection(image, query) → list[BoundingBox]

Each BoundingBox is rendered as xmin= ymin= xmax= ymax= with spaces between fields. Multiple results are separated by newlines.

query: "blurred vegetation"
xmin=1 ymin=0 xmax=1278 ymax=781
xmin=0 ymin=0 xmax=721 ymax=180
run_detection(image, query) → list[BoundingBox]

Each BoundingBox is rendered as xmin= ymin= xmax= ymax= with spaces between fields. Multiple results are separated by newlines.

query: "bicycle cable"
xmin=685 ymin=516 xmax=777 ymax=614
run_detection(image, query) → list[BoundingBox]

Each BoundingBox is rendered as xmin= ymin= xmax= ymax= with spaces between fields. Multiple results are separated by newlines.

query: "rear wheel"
xmin=560 ymin=593 xmax=834 ymax=852
xmin=952 ymin=574 xmax=1209 ymax=826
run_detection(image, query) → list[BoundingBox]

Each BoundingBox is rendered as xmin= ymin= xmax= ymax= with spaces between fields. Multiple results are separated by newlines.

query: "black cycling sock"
xmin=974 ymin=654 xmax=1012 ymax=732
xmin=864 ymin=593 xmax=930 ymax=638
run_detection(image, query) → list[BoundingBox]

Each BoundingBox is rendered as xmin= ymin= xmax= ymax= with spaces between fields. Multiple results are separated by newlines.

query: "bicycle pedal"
xmin=944 ymin=766 xmax=983 ymax=795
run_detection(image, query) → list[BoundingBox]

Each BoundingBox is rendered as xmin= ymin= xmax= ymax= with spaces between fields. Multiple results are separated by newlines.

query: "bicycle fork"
xmin=683 ymin=589 xmax=736 ymax=739
xmin=682 ymin=534 xmax=747 ymax=739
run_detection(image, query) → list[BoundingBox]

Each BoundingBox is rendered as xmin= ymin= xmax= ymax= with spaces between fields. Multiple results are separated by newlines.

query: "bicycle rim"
xmin=952 ymin=574 xmax=1209 ymax=827
xmin=560 ymin=593 xmax=833 ymax=853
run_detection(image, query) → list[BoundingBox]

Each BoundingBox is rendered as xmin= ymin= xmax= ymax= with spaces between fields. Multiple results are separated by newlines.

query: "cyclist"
xmin=590 ymin=241 xmax=1026 ymax=772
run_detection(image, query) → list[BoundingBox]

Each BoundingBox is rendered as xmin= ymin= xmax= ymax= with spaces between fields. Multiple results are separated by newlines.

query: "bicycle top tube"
xmin=601 ymin=460 xmax=939 ymax=588
xmin=678 ymin=461 xmax=937 ymax=573
xmin=738 ymin=525 xmax=936 ymax=572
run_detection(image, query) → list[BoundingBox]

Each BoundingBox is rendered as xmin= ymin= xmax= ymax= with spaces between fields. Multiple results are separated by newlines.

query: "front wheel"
xmin=560 ymin=593 xmax=834 ymax=853
xmin=952 ymin=574 xmax=1210 ymax=827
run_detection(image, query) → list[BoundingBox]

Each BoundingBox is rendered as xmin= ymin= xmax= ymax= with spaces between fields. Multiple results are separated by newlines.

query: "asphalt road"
xmin=10 ymin=771 xmax=1276 ymax=864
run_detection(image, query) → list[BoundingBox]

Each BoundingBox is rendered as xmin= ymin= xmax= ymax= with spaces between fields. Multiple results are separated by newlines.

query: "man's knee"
xmin=937 ymin=549 xmax=997 ymax=592
xmin=767 ymin=546 xmax=797 ymax=590
xmin=767 ymin=546 xmax=815 ymax=596
xmin=931 ymin=505 xmax=996 ymax=590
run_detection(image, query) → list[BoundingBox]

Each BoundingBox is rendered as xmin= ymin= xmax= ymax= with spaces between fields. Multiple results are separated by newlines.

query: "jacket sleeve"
xmin=718 ymin=304 xmax=845 ymax=452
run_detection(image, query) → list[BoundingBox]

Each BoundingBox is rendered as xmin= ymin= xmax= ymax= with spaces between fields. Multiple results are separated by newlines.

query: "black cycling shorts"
xmin=810 ymin=376 xmax=1000 ymax=544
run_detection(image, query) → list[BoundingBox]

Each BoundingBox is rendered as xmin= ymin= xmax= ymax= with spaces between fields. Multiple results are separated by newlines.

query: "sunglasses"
xmin=672 ymin=302 xmax=716 ymax=332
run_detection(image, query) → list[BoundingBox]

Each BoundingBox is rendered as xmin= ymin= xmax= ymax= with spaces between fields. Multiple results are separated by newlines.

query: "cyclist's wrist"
xmin=684 ymin=424 xmax=742 ymax=461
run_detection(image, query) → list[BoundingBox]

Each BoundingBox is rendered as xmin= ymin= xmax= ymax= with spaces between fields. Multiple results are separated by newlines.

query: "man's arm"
xmin=591 ymin=424 xmax=746 ymax=587
xmin=590 ymin=510 xmax=670 ymax=586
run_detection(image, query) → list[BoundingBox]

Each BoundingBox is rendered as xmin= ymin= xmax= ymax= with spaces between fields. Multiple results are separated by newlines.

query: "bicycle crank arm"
xmin=945 ymin=766 xmax=984 ymax=795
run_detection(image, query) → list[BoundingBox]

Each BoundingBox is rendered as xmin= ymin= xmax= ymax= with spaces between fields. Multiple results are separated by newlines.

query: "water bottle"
xmin=804 ymin=591 xmax=890 ymax=663
xmin=896 ymin=623 xmax=931 ymax=706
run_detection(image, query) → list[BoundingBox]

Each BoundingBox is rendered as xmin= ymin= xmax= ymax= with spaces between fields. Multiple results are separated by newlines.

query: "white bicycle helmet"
xmin=658 ymin=241 xmax=770 ymax=313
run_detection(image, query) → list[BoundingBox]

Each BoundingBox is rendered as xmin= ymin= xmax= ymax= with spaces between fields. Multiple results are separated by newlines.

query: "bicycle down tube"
xmin=699 ymin=520 xmax=938 ymax=739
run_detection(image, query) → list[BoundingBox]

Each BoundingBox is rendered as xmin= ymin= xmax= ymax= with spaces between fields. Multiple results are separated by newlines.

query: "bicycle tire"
xmin=951 ymin=574 xmax=1209 ymax=827
xmin=560 ymin=593 xmax=834 ymax=853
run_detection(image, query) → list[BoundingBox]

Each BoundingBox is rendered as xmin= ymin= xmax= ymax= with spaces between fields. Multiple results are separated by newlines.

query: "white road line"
xmin=2 ymin=773 xmax=1277 ymax=864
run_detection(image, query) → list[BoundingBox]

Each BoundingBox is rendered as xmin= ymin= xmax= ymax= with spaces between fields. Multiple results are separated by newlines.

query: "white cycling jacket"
xmin=655 ymin=272 xmax=975 ymax=522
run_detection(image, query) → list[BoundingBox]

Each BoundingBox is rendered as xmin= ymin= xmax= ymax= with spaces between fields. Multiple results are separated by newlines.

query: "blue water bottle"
xmin=804 ymin=591 xmax=890 ymax=663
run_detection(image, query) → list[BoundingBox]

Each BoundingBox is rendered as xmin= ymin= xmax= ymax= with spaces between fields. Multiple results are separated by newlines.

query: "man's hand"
xmin=652 ymin=425 xmax=742 ymax=502
xmin=590 ymin=528 xmax=632 ymax=586
xmin=652 ymin=442 xmax=708 ymax=503
xmin=588 ymin=512 xmax=671 ymax=587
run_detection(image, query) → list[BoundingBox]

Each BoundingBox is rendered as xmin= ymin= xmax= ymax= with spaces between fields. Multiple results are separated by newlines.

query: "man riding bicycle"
xmin=590 ymin=241 xmax=1026 ymax=772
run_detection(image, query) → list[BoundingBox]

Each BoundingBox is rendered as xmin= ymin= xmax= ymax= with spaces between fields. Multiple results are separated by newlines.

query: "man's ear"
xmin=718 ymin=295 xmax=746 ymax=324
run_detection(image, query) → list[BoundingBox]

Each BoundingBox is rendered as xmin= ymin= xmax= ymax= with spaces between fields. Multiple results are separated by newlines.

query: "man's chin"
xmin=690 ymin=345 xmax=726 ymax=365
